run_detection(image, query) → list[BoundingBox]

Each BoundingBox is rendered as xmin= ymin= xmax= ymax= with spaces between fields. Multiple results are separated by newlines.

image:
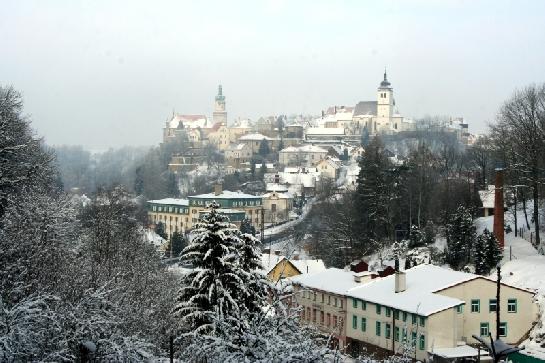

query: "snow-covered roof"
xmin=291 ymin=259 xmax=326 ymax=275
xmin=284 ymin=167 xmax=318 ymax=174
xmin=280 ymin=145 xmax=328 ymax=153
xmin=239 ymin=133 xmax=273 ymax=141
xmin=430 ymin=345 xmax=484 ymax=358
xmin=318 ymin=158 xmax=341 ymax=169
xmin=347 ymin=264 xmax=471 ymax=316
xmin=168 ymin=114 xmax=208 ymax=129
xmin=291 ymin=268 xmax=364 ymax=296
xmin=260 ymin=254 xmax=325 ymax=275
xmin=148 ymin=198 xmax=189 ymax=206
xmin=478 ymin=185 xmax=496 ymax=209
xmin=226 ymin=143 xmax=248 ymax=151
xmin=266 ymin=183 xmax=289 ymax=192
xmin=305 ymin=127 xmax=345 ymax=136
xmin=199 ymin=208 xmax=245 ymax=214
xmin=262 ymin=192 xmax=292 ymax=199
xmin=190 ymin=190 xmax=261 ymax=200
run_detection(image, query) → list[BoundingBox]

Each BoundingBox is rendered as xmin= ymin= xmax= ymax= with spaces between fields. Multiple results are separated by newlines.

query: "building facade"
xmin=212 ymin=84 xmax=227 ymax=124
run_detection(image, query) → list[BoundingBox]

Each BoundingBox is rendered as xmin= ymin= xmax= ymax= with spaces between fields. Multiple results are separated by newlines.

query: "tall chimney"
xmin=395 ymin=271 xmax=406 ymax=293
xmin=214 ymin=184 xmax=222 ymax=196
xmin=493 ymin=168 xmax=505 ymax=248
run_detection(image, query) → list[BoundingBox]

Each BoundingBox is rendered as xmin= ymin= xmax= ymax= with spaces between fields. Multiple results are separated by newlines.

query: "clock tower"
xmin=213 ymin=84 xmax=227 ymax=124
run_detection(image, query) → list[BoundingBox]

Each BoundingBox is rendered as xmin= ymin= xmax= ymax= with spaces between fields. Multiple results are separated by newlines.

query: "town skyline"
xmin=2 ymin=0 xmax=545 ymax=149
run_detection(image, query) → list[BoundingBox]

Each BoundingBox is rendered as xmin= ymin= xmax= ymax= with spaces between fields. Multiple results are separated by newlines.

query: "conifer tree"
xmin=174 ymin=202 xmax=246 ymax=333
xmin=446 ymin=206 xmax=476 ymax=270
xmin=408 ymin=225 xmax=424 ymax=248
xmin=236 ymin=230 xmax=268 ymax=313
xmin=473 ymin=232 xmax=489 ymax=275
xmin=484 ymin=228 xmax=503 ymax=271
xmin=240 ymin=218 xmax=256 ymax=236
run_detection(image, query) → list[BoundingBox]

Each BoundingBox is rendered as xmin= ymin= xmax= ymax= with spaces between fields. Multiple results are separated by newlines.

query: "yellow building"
xmin=261 ymin=253 xmax=325 ymax=282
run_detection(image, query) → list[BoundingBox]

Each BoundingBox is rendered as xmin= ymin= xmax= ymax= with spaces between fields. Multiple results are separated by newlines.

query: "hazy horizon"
xmin=2 ymin=0 xmax=544 ymax=149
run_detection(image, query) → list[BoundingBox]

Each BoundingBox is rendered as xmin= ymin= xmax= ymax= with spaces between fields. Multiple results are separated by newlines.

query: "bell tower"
xmin=213 ymin=84 xmax=227 ymax=124
xmin=377 ymin=70 xmax=395 ymax=123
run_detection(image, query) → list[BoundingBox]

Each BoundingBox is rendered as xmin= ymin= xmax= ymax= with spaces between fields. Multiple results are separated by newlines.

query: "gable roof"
xmin=291 ymin=268 xmax=363 ymax=295
xmin=354 ymin=101 xmax=377 ymax=116
xmin=347 ymin=264 xmax=469 ymax=316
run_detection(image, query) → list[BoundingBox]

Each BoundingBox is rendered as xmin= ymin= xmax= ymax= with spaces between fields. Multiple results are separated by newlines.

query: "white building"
xmin=279 ymin=145 xmax=329 ymax=166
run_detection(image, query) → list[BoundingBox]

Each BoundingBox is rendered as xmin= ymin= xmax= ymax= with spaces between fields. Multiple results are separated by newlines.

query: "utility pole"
xmin=496 ymin=266 xmax=501 ymax=340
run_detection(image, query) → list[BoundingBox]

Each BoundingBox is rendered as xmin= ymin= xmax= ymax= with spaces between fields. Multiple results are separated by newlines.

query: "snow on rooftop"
xmin=478 ymin=185 xmax=496 ymax=209
xmin=291 ymin=259 xmax=326 ymax=275
xmin=290 ymin=268 xmax=363 ymax=295
xmin=148 ymin=198 xmax=189 ymax=206
xmin=306 ymin=127 xmax=345 ymax=135
xmin=280 ymin=145 xmax=328 ymax=153
xmin=430 ymin=345 xmax=485 ymax=358
xmin=190 ymin=190 xmax=261 ymax=199
xmin=347 ymin=264 xmax=473 ymax=316
xmin=239 ymin=133 xmax=274 ymax=141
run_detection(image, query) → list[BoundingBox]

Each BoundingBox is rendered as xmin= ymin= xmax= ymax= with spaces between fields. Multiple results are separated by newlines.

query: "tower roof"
xmin=379 ymin=69 xmax=392 ymax=89
xmin=215 ymin=84 xmax=225 ymax=101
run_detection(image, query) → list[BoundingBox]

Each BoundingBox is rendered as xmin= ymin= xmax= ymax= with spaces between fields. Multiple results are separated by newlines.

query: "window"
xmin=340 ymin=300 xmax=343 ymax=308
xmin=419 ymin=335 xmax=425 ymax=350
xmin=489 ymin=299 xmax=497 ymax=312
xmin=471 ymin=299 xmax=480 ymax=313
xmin=500 ymin=322 xmax=507 ymax=337
xmin=456 ymin=305 xmax=464 ymax=314
xmin=321 ymin=294 xmax=324 ymax=303
xmin=394 ymin=310 xmax=400 ymax=320
xmin=508 ymin=299 xmax=517 ymax=313
xmin=353 ymin=299 xmax=358 ymax=308
xmin=385 ymin=307 xmax=391 ymax=317
xmin=312 ymin=309 xmax=316 ymax=322
xmin=328 ymin=296 xmax=331 ymax=305
xmin=313 ymin=293 xmax=316 ymax=301
xmin=362 ymin=301 xmax=367 ymax=310
xmin=385 ymin=323 xmax=391 ymax=339
xmin=419 ymin=316 xmax=426 ymax=327
xmin=352 ymin=315 xmax=358 ymax=329
xmin=333 ymin=316 xmax=338 ymax=328
xmin=480 ymin=322 xmax=489 ymax=336
xmin=334 ymin=298 xmax=337 ymax=307
xmin=376 ymin=322 xmax=381 ymax=336
xmin=411 ymin=332 xmax=417 ymax=346
xmin=402 ymin=312 xmax=407 ymax=322
xmin=376 ymin=304 xmax=381 ymax=315
xmin=361 ymin=317 xmax=367 ymax=332
xmin=394 ymin=326 xmax=400 ymax=341
xmin=412 ymin=314 xmax=417 ymax=325
xmin=320 ymin=311 xmax=324 ymax=324
xmin=326 ymin=313 xmax=331 ymax=326
xmin=402 ymin=328 xmax=407 ymax=342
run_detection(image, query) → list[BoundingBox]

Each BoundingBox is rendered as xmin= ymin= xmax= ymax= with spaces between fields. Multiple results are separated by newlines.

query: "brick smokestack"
xmin=493 ymin=168 xmax=505 ymax=248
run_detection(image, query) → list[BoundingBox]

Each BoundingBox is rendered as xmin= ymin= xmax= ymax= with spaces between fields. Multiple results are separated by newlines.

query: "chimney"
xmin=274 ymin=250 xmax=281 ymax=256
xmin=493 ymin=168 xmax=505 ymax=248
xmin=395 ymin=271 xmax=406 ymax=293
xmin=214 ymin=183 xmax=222 ymax=196
xmin=293 ymin=253 xmax=300 ymax=260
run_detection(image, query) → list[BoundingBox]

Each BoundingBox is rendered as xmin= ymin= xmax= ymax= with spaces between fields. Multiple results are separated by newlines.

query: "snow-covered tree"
xmin=473 ymin=231 xmax=489 ymax=275
xmin=408 ymin=225 xmax=424 ymax=248
xmin=174 ymin=202 xmax=246 ymax=333
xmin=240 ymin=218 xmax=256 ymax=236
xmin=484 ymin=229 xmax=503 ymax=272
xmin=446 ymin=206 xmax=476 ymax=270
xmin=236 ymin=230 xmax=268 ymax=313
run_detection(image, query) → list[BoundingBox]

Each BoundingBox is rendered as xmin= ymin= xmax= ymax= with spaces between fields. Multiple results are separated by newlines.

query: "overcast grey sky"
xmin=1 ymin=0 xmax=544 ymax=149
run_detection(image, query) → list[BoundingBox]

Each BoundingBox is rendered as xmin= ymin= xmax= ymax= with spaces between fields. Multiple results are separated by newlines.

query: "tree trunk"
xmin=532 ymin=180 xmax=541 ymax=248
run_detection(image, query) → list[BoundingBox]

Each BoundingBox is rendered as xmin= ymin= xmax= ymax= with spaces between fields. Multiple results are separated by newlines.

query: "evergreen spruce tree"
xmin=355 ymin=136 xmax=394 ymax=243
xmin=166 ymin=231 xmax=186 ymax=257
xmin=174 ymin=202 xmax=246 ymax=333
xmin=258 ymin=139 xmax=270 ymax=157
xmin=445 ymin=206 xmax=476 ymax=270
xmin=236 ymin=230 xmax=268 ymax=313
xmin=484 ymin=228 xmax=503 ymax=271
xmin=473 ymin=232 xmax=489 ymax=275
xmin=155 ymin=221 xmax=167 ymax=239
xmin=408 ymin=225 xmax=424 ymax=248
xmin=240 ymin=218 xmax=256 ymax=236
xmin=360 ymin=125 xmax=370 ymax=147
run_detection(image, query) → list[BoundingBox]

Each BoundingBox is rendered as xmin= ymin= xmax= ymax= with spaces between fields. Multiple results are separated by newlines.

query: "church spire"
xmin=379 ymin=68 xmax=391 ymax=88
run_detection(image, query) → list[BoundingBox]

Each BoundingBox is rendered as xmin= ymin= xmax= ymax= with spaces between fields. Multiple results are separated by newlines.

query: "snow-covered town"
xmin=2 ymin=1 xmax=545 ymax=362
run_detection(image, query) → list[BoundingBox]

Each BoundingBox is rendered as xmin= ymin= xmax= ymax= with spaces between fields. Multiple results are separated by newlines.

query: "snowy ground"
xmin=476 ymin=212 xmax=545 ymax=359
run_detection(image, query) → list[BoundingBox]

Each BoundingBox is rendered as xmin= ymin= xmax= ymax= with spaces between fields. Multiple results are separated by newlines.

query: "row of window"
xmin=470 ymin=299 xmax=517 ymax=313
xmin=352 ymin=316 xmax=426 ymax=350
xmin=352 ymin=299 xmax=426 ymax=327
xmin=301 ymin=290 xmax=344 ymax=309
xmin=302 ymin=307 xmax=341 ymax=328
xmin=480 ymin=322 xmax=508 ymax=337
xmin=189 ymin=199 xmax=262 ymax=207
xmin=151 ymin=205 xmax=189 ymax=214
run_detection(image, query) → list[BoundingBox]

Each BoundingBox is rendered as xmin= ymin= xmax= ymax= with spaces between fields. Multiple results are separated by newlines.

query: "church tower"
xmin=213 ymin=84 xmax=227 ymax=124
xmin=376 ymin=70 xmax=395 ymax=131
